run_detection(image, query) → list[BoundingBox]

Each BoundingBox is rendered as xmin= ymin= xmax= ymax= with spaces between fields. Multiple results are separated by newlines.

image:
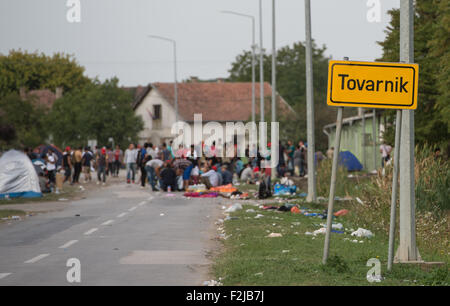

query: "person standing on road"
xmin=62 ymin=146 xmax=72 ymax=183
xmin=81 ymin=147 xmax=93 ymax=183
xmin=96 ymin=147 xmax=108 ymax=185
xmin=137 ymin=143 xmax=149 ymax=188
xmin=113 ymin=145 xmax=123 ymax=177
xmin=106 ymin=147 xmax=115 ymax=177
xmin=124 ymin=143 xmax=137 ymax=184
xmin=72 ymin=147 xmax=83 ymax=184
xmin=147 ymin=143 xmax=157 ymax=160
xmin=161 ymin=142 xmax=171 ymax=162
xmin=46 ymin=148 xmax=57 ymax=189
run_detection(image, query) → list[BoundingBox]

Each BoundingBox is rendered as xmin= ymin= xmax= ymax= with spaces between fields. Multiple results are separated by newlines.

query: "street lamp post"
xmin=259 ymin=0 xmax=265 ymax=123
xmin=147 ymin=35 xmax=178 ymax=122
xmin=305 ymin=0 xmax=317 ymax=202
xmin=271 ymin=0 xmax=277 ymax=181
xmin=220 ymin=11 xmax=256 ymax=124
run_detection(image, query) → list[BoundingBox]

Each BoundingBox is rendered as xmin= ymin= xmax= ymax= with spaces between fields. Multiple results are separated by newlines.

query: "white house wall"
xmin=135 ymin=88 xmax=178 ymax=145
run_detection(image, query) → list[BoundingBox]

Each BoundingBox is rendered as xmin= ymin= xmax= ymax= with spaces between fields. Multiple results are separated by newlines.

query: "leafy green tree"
xmin=0 ymin=93 xmax=47 ymax=149
xmin=0 ymin=50 xmax=91 ymax=97
xmin=48 ymin=78 xmax=144 ymax=149
xmin=378 ymin=1 xmax=450 ymax=145
xmin=228 ymin=42 xmax=355 ymax=151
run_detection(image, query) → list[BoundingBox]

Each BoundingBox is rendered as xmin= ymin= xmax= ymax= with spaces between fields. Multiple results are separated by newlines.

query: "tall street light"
xmin=271 ymin=0 xmax=277 ymax=180
xmin=221 ymin=10 xmax=256 ymax=124
xmin=147 ymin=35 xmax=179 ymax=122
xmin=259 ymin=0 xmax=265 ymax=123
xmin=305 ymin=0 xmax=317 ymax=202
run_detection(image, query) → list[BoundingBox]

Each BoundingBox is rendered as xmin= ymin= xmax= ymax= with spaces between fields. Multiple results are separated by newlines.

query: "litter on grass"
xmin=225 ymin=203 xmax=243 ymax=213
xmin=351 ymin=228 xmax=374 ymax=238
xmin=266 ymin=233 xmax=283 ymax=238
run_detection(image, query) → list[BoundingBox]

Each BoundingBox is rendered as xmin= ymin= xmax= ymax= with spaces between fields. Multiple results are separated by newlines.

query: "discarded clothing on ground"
xmin=183 ymin=192 xmax=218 ymax=198
xmin=210 ymin=184 xmax=237 ymax=193
xmin=334 ymin=209 xmax=349 ymax=217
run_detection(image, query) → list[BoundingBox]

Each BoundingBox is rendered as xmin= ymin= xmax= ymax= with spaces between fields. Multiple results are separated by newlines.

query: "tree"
xmin=48 ymin=78 xmax=144 ymax=149
xmin=377 ymin=1 xmax=450 ymax=145
xmin=0 ymin=93 xmax=47 ymax=149
xmin=0 ymin=50 xmax=91 ymax=97
xmin=228 ymin=41 xmax=355 ymax=151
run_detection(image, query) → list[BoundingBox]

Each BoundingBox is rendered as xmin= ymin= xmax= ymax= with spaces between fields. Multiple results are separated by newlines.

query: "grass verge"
xmin=0 ymin=209 xmax=26 ymax=220
xmin=213 ymin=201 xmax=449 ymax=286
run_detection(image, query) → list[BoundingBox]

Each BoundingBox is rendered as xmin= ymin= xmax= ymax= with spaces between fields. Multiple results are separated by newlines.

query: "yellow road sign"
xmin=327 ymin=60 xmax=418 ymax=109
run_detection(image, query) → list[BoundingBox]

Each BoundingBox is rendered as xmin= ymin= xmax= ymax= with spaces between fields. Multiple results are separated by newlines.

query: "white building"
xmin=129 ymin=81 xmax=296 ymax=147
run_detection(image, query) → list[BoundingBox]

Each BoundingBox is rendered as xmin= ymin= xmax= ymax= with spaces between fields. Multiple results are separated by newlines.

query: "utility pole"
xmin=305 ymin=0 xmax=316 ymax=202
xmin=372 ymin=109 xmax=377 ymax=171
xmin=259 ymin=0 xmax=265 ymax=123
xmin=396 ymin=0 xmax=421 ymax=263
xmin=361 ymin=108 xmax=366 ymax=170
xmin=271 ymin=0 xmax=276 ymax=127
xmin=271 ymin=0 xmax=277 ymax=180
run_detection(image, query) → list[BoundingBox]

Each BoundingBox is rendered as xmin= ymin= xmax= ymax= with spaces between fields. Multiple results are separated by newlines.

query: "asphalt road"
xmin=0 ymin=179 xmax=222 ymax=286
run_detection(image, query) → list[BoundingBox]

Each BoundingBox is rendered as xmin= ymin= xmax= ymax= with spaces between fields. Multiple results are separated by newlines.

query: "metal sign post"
xmin=322 ymin=106 xmax=343 ymax=264
xmin=388 ymin=110 xmax=402 ymax=271
xmin=323 ymin=55 xmax=418 ymax=265
xmin=372 ymin=109 xmax=377 ymax=171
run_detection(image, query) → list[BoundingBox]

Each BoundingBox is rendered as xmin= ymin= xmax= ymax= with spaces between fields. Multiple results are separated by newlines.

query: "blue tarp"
xmin=273 ymin=183 xmax=297 ymax=196
xmin=338 ymin=151 xmax=363 ymax=171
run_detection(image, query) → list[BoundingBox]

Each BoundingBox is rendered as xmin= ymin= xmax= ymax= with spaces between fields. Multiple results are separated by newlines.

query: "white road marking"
xmin=138 ymin=201 xmax=146 ymax=206
xmin=101 ymin=219 xmax=115 ymax=226
xmin=59 ymin=240 xmax=78 ymax=249
xmin=25 ymin=254 xmax=50 ymax=264
xmin=117 ymin=212 xmax=127 ymax=218
xmin=0 ymin=273 xmax=11 ymax=280
xmin=84 ymin=228 xmax=98 ymax=235
xmin=128 ymin=206 xmax=137 ymax=212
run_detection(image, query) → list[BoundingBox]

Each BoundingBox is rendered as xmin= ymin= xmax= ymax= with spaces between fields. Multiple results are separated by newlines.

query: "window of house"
xmin=153 ymin=104 xmax=161 ymax=120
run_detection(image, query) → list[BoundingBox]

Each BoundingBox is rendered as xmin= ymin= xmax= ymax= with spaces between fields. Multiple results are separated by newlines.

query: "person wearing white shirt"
xmin=124 ymin=144 xmax=138 ymax=184
xmin=380 ymin=142 xmax=393 ymax=168
xmin=46 ymin=149 xmax=57 ymax=187
xmin=200 ymin=166 xmax=219 ymax=188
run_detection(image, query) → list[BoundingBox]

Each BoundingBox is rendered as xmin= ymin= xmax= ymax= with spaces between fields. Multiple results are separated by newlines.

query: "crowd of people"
xmin=23 ymin=145 xmax=125 ymax=193
xmin=21 ymin=139 xmax=330 ymax=194
xmin=117 ymin=139 xmax=328 ymax=193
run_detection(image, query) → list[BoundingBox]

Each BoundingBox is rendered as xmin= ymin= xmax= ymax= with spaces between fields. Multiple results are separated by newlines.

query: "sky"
xmin=0 ymin=0 xmax=400 ymax=86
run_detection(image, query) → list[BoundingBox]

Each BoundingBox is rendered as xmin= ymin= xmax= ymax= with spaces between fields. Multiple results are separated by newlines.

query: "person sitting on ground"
xmin=159 ymin=161 xmax=177 ymax=192
xmin=221 ymin=165 xmax=233 ymax=185
xmin=277 ymin=163 xmax=287 ymax=178
xmin=212 ymin=165 xmax=223 ymax=186
xmin=240 ymin=163 xmax=254 ymax=184
xmin=38 ymin=172 xmax=51 ymax=193
xmin=200 ymin=164 xmax=220 ymax=189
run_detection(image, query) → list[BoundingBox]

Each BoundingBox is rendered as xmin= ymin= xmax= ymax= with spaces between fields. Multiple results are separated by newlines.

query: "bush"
xmin=349 ymin=145 xmax=449 ymax=254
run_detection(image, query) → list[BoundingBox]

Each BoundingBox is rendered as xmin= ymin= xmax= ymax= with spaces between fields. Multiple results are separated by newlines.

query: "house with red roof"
xmin=129 ymin=80 xmax=296 ymax=146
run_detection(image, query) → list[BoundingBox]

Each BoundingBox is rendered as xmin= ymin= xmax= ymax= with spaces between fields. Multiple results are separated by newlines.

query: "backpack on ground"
xmin=258 ymin=175 xmax=272 ymax=199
